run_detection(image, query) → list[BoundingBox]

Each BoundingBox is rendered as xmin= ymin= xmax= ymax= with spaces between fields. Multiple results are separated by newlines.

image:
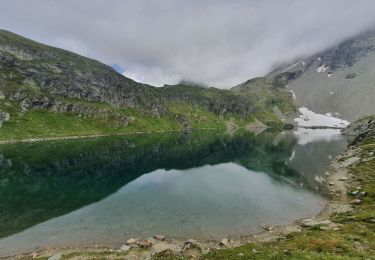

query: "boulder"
xmin=219 ymin=238 xmax=230 ymax=247
xmin=301 ymin=219 xmax=332 ymax=228
xmin=120 ymin=244 xmax=131 ymax=252
xmin=126 ymin=237 xmax=138 ymax=246
xmin=183 ymin=239 xmax=201 ymax=251
xmin=0 ymin=111 xmax=10 ymax=127
xmin=138 ymin=239 xmax=153 ymax=248
xmin=350 ymin=199 xmax=362 ymax=205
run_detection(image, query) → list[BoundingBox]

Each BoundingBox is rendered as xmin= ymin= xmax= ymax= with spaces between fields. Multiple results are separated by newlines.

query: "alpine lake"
xmin=0 ymin=128 xmax=347 ymax=256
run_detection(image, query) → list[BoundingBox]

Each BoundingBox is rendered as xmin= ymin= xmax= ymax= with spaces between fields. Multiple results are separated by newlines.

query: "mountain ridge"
xmin=0 ymin=29 xmax=295 ymax=140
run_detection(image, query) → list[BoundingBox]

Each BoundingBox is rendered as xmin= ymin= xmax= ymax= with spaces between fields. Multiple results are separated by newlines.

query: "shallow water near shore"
xmin=0 ymin=129 xmax=346 ymax=256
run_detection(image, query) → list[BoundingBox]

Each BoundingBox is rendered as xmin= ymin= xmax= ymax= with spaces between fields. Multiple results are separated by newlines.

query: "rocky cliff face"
xmin=269 ymin=30 xmax=375 ymax=122
xmin=343 ymin=116 xmax=375 ymax=145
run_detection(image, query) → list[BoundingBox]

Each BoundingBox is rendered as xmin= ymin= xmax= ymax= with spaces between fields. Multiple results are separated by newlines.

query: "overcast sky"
xmin=1 ymin=0 xmax=375 ymax=88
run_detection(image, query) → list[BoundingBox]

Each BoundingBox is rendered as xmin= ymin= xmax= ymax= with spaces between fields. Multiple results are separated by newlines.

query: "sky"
xmin=1 ymin=0 xmax=375 ymax=88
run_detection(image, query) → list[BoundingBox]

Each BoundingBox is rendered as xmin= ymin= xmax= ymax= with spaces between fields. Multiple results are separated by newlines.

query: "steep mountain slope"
xmin=0 ymin=29 xmax=294 ymax=140
xmin=269 ymin=30 xmax=375 ymax=122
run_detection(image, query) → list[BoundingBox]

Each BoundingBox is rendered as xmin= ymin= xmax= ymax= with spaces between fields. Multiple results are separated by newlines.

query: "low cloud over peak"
xmin=1 ymin=0 xmax=375 ymax=88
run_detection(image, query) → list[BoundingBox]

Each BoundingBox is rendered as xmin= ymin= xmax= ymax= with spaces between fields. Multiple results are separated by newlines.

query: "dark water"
xmin=0 ymin=129 xmax=346 ymax=256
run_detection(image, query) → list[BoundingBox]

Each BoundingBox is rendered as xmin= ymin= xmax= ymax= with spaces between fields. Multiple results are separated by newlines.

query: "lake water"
xmin=0 ymin=129 xmax=346 ymax=256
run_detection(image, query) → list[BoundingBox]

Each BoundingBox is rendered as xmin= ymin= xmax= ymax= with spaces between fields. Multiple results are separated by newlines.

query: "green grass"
xmin=0 ymin=99 xmax=233 ymax=141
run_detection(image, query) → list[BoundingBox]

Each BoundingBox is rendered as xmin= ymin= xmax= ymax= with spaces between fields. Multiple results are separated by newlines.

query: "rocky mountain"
xmin=0 ymin=29 xmax=294 ymax=139
xmin=269 ymin=30 xmax=375 ymax=122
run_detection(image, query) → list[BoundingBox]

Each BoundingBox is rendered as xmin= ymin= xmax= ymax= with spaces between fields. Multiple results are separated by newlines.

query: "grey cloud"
xmin=1 ymin=0 xmax=375 ymax=88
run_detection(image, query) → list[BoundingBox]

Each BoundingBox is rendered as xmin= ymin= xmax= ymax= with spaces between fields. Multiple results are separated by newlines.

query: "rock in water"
xmin=154 ymin=234 xmax=166 ymax=241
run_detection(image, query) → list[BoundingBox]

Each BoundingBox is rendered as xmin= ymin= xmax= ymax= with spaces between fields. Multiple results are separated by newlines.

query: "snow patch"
xmin=294 ymin=107 xmax=350 ymax=128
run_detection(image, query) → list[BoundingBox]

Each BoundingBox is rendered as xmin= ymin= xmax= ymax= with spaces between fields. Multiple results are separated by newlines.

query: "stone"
xmin=153 ymin=234 xmax=166 ymax=241
xmin=351 ymin=190 xmax=359 ymax=196
xmin=238 ymin=253 xmax=244 ymax=256
xmin=183 ymin=239 xmax=200 ymax=251
xmin=359 ymin=191 xmax=367 ymax=197
xmin=126 ymin=237 xmax=138 ymax=246
xmin=0 ymin=112 xmax=10 ymax=128
xmin=152 ymin=242 xmax=181 ymax=254
xmin=120 ymin=244 xmax=131 ymax=252
xmin=138 ymin=239 xmax=153 ymax=248
xmin=48 ymin=253 xmax=62 ymax=260
xmin=341 ymin=157 xmax=361 ymax=168
xmin=338 ymin=176 xmax=348 ymax=181
xmin=262 ymin=225 xmax=274 ymax=231
xmin=30 ymin=252 xmax=39 ymax=258
xmin=219 ymin=238 xmax=230 ymax=247
xmin=301 ymin=218 xmax=332 ymax=228
xmin=350 ymin=199 xmax=362 ymax=205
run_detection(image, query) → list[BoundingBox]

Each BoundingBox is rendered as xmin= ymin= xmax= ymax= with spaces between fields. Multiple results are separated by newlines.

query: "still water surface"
xmin=0 ymin=129 xmax=346 ymax=256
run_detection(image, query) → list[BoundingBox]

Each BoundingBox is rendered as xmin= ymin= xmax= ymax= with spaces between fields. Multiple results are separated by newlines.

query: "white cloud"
xmin=1 ymin=0 xmax=375 ymax=88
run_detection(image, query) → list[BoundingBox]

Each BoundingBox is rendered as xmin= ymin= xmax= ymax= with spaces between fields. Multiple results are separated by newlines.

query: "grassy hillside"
xmin=0 ymin=29 xmax=295 ymax=140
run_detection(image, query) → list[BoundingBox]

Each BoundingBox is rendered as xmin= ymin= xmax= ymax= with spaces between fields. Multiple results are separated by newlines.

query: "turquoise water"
xmin=0 ymin=129 xmax=346 ymax=256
